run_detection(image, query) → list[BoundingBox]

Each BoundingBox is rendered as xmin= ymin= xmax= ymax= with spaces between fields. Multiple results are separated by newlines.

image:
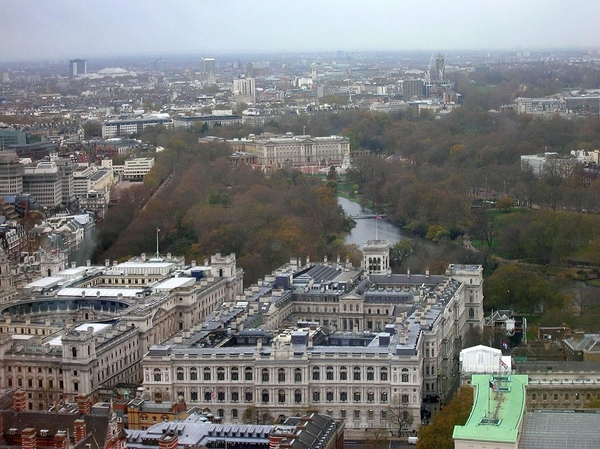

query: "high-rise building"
xmin=201 ymin=58 xmax=215 ymax=74
xmin=403 ymin=79 xmax=423 ymax=101
xmin=150 ymin=59 xmax=166 ymax=73
xmin=69 ymin=59 xmax=87 ymax=78
xmin=0 ymin=150 xmax=24 ymax=196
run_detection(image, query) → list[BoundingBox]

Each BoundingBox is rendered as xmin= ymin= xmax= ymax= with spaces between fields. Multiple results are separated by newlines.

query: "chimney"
xmin=53 ymin=431 xmax=67 ymax=449
xmin=71 ymin=262 xmax=76 ymax=269
xmin=86 ymin=260 xmax=91 ymax=267
xmin=73 ymin=420 xmax=86 ymax=443
xmin=13 ymin=389 xmax=27 ymax=412
xmin=21 ymin=428 xmax=36 ymax=449
xmin=158 ymin=432 xmax=178 ymax=449
xmin=76 ymin=395 xmax=92 ymax=415
xmin=574 ymin=331 xmax=585 ymax=342
xmin=426 ymin=268 xmax=430 ymax=277
xmin=407 ymin=267 xmax=410 ymax=276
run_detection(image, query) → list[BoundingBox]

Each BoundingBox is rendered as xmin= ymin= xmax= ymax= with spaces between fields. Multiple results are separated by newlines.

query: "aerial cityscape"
xmin=0 ymin=2 xmax=600 ymax=449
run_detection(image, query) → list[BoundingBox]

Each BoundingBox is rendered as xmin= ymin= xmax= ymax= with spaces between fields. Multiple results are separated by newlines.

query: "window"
xmin=313 ymin=367 xmax=320 ymax=381
xmin=232 ymin=391 xmax=239 ymax=402
xmin=326 ymin=366 xmax=334 ymax=381
xmin=203 ymin=368 xmax=211 ymax=381
xmin=294 ymin=368 xmax=302 ymax=382
xmin=381 ymin=410 xmax=387 ymax=421
xmin=278 ymin=390 xmax=286 ymax=403
xmin=232 ymin=409 xmax=238 ymax=419
xmin=354 ymin=410 xmax=360 ymax=420
xmin=217 ymin=367 xmax=225 ymax=381
xmin=204 ymin=391 xmax=211 ymax=401
xmin=278 ymin=368 xmax=286 ymax=383
xmin=218 ymin=391 xmax=225 ymax=401
xmin=326 ymin=391 xmax=334 ymax=402
xmin=74 ymin=382 xmax=78 ymax=392
xmin=368 ymin=410 xmax=374 ymax=421
xmin=401 ymin=368 xmax=409 ymax=383
xmin=262 ymin=390 xmax=269 ymax=403
xmin=469 ymin=308 xmax=475 ymax=318
xmin=231 ymin=367 xmax=239 ymax=381
xmin=564 ymin=394 xmax=569 ymax=400
xmin=367 ymin=367 xmax=374 ymax=381
xmin=262 ymin=369 xmax=269 ymax=382
xmin=353 ymin=366 xmax=361 ymax=381
xmin=245 ymin=367 xmax=253 ymax=381
xmin=340 ymin=409 xmax=347 ymax=419
xmin=367 ymin=391 xmax=374 ymax=403
xmin=294 ymin=390 xmax=302 ymax=403
xmin=218 ymin=409 xmax=224 ymax=418
xmin=340 ymin=391 xmax=348 ymax=402
xmin=380 ymin=367 xmax=388 ymax=381
xmin=313 ymin=391 xmax=320 ymax=402
xmin=176 ymin=368 xmax=184 ymax=381
xmin=532 ymin=393 xmax=537 ymax=400
xmin=340 ymin=367 xmax=347 ymax=381
xmin=354 ymin=391 xmax=361 ymax=402
xmin=153 ymin=369 xmax=162 ymax=382
xmin=190 ymin=368 xmax=198 ymax=381
xmin=402 ymin=394 xmax=409 ymax=404
xmin=191 ymin=391 xmax=198 ymax=401
xmin=245 ymin=390 xmax=253 ymax=402
xmin=380 ymin=391 xmax=388 ymax=403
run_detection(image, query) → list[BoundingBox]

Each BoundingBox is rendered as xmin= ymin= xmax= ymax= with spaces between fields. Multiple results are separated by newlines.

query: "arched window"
xmin=294 ymin=368 xmax=302 ymax=382
xmin=190 ymin=367 xmax=198 ymax=381
xmin=231 ymin=367 xmax=239 ymax=381
xmin=262 ymin=389 xmax=269 ymax=403
xmin=402 ymin=394 xmax=409 ymax=404
xmin=203 ymin=367 xmax=211 ymax=381
xmin=153 ymin=369 xmax=161 ymax=382
xmin=469 ymin=307 xmax=475 ymax=318
xmin=262 ymin=368 xmax=269 ymax=382
xmin=278 ymin=389 xmax=286 ymax=403
xmin=217 ymin=367 xmax=225 ymax=381
xmin=176 ymin=367 xmax=184 ymax=381
xmin=326 ymin=366 xmax=334 ymax=381
xmin=204 ymin=390 xmax=212 ymax=401
xmin=72 ymin=347 xmax=77 ymax=358
xmin=380 ymin=367 xmax=388 ymax=381
xmin=294 ymin=389 xmax=302 ymax=403
xmin=401 ymin=368 xmax=409 ymax=383
xmin=353 ymin=366 xmax=361 ymax=381
xmin=380 ymin=391 xmax=388 ymax=403
xmin=245 ymin=367 xmax=253 ymax=381
xmin=313 ymin=390 xmax=320 ymax=402
xmin=312 ymin=366 xmax=320 ymax=380
xmin=367 ymin=367 xmax=374 ymax=381
xmin=340 ymin=366 xmax=347 ymax=381
xmin=278 ymin=368 xmax=286 ymax=383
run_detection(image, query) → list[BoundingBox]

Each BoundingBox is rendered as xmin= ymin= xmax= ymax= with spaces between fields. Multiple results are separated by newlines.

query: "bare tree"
xmin=387 ymin=396 xmax=414 ymax=437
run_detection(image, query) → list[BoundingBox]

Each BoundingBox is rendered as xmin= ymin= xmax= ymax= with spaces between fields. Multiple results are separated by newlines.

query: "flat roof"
xmin=153 ymin=277 xmax=195 ymax=291
xmin=45 ymin=322 xmax=111 ymax=346
xmin=56 ymin=287 xmax=142 ymax=298
xmin=25 ymin=277 xmax=63 ymax=288
xmin=452 ymin=374 xmax=528 ymax=444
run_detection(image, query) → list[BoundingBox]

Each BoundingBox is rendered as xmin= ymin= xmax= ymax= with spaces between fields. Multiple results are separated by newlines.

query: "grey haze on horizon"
xmin=2 ymin=0 xmax=597 ymax=62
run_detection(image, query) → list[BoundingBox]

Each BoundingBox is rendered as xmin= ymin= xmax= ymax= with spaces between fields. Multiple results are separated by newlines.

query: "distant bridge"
xmin=348 ymin=214 xmax=386 ymax=220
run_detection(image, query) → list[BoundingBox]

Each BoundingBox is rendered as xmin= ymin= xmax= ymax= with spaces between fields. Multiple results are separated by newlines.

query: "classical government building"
xmin=0 ymin=238 xmax=484 ymax=440
xmin=227 ymin=133 xmax=350 ymax=167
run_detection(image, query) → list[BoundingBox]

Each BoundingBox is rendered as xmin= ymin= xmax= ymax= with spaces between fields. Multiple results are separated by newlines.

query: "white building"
xmin=23 ymin=161 xmax=63 ymax=208
xmin=123 ymin=157 xmax=155 ymax=181
xmin=233 ymin=78 xmax=256 ymax=103
xmin=228 ymin=134 xmax=350 ymax=167
xmin=102 ymin=116 xmax=172 ymax=139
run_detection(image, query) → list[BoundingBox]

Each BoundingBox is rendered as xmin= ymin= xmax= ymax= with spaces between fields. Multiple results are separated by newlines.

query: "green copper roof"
xmin=453 ymin=374 xmax=528 ymax=444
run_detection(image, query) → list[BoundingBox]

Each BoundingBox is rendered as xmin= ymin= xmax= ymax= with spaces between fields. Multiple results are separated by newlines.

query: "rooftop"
xmin=452 ymin=374 xmax=528 ymax=444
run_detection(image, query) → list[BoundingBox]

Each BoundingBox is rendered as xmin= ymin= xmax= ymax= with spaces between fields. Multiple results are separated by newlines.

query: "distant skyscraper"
xmin=429 ymin=54 xmax=445 ymax=82
xmin=150 ymin=59 xmax=166 ymax=73
xmin=201 ymin=58 xmax=215 ymax=74
xmin=69 ymin=59 xmax=87 ymax=78
xmin=403 ymin=79 xmax=423 ymax=101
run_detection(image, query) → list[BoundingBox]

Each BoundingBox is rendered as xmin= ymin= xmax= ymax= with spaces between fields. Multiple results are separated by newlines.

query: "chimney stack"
xmin=13 ymin=390 xmax=27 ymax=412
xmin=158 ymin=432 xmax=179 ymax=449
xmin=53 ymin=431 xmax=67 ymax=449
xmin=73 ymin=420 xmax=86 ymax=443
xmin=76 ymin=395 xmax=92 ymax=415
xmin=21 ymin=428 xmax=36 ymax=449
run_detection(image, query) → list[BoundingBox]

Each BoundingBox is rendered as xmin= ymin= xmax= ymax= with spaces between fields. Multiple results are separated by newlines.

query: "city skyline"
xmin=2 ymin=0 xmax=598 ymax=62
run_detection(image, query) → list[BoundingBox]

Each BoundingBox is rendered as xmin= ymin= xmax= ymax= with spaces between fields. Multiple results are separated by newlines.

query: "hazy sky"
xmin=2 ymin=0 xmax=597 ymax=62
